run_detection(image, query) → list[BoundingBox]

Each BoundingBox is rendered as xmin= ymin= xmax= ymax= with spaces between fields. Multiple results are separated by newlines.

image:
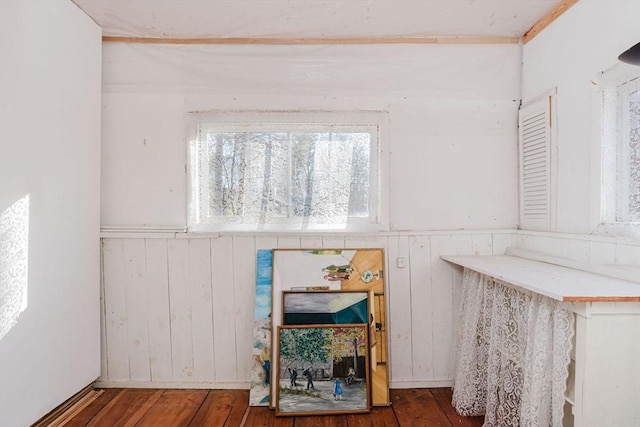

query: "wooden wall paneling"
xmin=408 ymin=235 xmax=433 ymax=381
xmin=429 ymin=235 xmax=455 ymax=380
xmin=231 ymin=236 xmax=257 ymax=383
xmin=99 ymin=242 xmax=109 ymax=380
xmin=167 ymin=239 xmax=195 ymax=381
xmin=210 ymin=236 xmax=238 ymax=382
xmin=471 ymin=234 xmax=493 ymax=256
xmin=322 ymin=236 xmax=346 ymax=248
xmin=588 ymin=241 xmax=616 ymax=265
xmin=188 ymin=239 xmax=215 ymax=382
xmin=276 ymin=237 xmax=301 ymax=248
xmin=514 ymin=232 xmax=534 ymax=253
xmin=386 ymin=235 xmax=413 ymax=383
xmin=450 ymin=235 xmax=473 ymax=257
xmin=492 ymin=232 xmax=516 ymax=255
xmin=527 ymin=235 xmax=560 ymax=257
xmin=255 ymin=236 xmax=278 ymax=252
xmin=345 ymin=235 xmax=387 ymax=249
xmin=123 ymin=239 xmax=152 ymax=382
xmin=144 ymin=239 xmax=173 ymax=382
xmin=300 ymin=236 xmax=323 ymax=248
xmin=101 ymin=239 xmax=131 ymax=381
xmin=615 ymin=243 xmax=640 ymax=265
xmin=563 ymin=238 xmax=590 ymax=263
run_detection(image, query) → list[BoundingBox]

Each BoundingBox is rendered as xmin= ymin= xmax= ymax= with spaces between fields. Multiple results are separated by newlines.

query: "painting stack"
xmin=249 ymin=249 xmax=390 ymax=416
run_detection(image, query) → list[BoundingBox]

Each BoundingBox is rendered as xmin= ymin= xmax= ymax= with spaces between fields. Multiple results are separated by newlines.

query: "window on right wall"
xmin=599 ymin=65 xmax=640 ymax=237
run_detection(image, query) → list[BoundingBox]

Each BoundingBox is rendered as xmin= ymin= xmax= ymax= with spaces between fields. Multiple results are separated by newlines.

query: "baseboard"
xmin=389 ymin=379 xmax=453 ymax=389
xmin=32 ymin=383 xmax=101 ymax=427
xmin=94 ymin=379 xmax=251 ymax=390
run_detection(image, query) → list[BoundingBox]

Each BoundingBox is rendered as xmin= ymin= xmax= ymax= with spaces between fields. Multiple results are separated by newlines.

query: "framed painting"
xmin=282 ymin=290 xmax=370 ymax=326
xmin=271 ymin=248 xmax=389 ymax=406
xmin=275 ymin=324 xmax=370 ymax=416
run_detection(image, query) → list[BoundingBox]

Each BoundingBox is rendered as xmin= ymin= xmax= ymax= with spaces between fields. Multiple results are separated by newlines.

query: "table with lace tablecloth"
xmin=442 ymin=254 xmax=640 ymax=427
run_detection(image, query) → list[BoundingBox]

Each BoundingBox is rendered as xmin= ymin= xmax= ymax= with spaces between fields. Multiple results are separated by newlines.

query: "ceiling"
xmin=72 ymin=0 xmax=563 ymax=40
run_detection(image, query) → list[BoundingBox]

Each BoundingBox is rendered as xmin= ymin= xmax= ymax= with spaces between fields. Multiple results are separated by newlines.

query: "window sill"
xmin=591 ymin=223 xmax=640 ymax=242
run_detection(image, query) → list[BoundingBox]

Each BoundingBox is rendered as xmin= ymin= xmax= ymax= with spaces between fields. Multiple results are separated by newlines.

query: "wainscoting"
xmin=98 ymin=229 xmax=638 ymax=389
xmin=99 ymin=230 xmax=517 ymax=389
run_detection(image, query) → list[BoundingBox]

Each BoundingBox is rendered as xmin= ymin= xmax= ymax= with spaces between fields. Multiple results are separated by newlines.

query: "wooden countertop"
xmin=441 ymin=254 xmax=640 ymax=302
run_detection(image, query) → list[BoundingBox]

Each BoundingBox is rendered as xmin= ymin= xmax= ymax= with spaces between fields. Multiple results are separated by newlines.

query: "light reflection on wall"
xmin=0 ymin=195 xmax=30 ymax=340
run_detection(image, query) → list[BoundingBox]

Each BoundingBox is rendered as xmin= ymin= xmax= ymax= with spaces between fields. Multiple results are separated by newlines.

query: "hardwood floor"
xmin=60 ymin=388 xmax=483 ymax=427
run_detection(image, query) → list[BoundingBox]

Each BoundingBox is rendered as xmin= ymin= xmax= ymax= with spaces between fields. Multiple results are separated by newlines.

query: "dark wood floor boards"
xmin=390 ymin=389 xmax=451 ymax=427
xmin=241 ymin=406 xmax=294 ymax=427
xmin=63 ymin=389 xmax=122 ymax=427
xmin=63 ymin=388 xmax=483 ymax=427
xmin=135 ymin=390 xmax=209 ymax=427
xmin=84 ymin=389 xmax=164 ymax=427
xmin=188 ymin=390 xmax=249 ymax=427
xmin=431 ymin=388 xmax=484 ymax=427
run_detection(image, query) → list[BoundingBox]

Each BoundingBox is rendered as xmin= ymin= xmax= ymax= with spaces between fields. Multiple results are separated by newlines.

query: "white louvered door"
xmin=519 ymin=96 xmax=552 ymax=231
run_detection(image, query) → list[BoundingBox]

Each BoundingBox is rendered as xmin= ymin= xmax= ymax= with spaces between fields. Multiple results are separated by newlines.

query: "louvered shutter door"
xmin=519 ymin=97 xmax=551 ymax=231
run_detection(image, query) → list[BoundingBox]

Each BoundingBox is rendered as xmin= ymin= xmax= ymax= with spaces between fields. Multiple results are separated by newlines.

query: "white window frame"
xmin=187 ymin=111 xmax=389 ymax=233
xmin=594 ymin=64 xmax=640 ymax=239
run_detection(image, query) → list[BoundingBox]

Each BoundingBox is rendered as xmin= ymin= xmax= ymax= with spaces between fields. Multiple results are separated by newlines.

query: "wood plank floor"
xmin=62 ymin=388 xmax=483 ymax=427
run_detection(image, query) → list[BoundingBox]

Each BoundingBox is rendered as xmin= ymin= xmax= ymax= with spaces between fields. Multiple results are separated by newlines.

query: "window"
xmin=600 ymin=66 xmax=640 ymax=234
xmin=188 ymin=112 xmax=386 ymax=232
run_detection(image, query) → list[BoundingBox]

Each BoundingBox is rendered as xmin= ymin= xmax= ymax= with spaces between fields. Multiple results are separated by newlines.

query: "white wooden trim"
xmin=506 ymin=247 xmax=640 ymax=283
xmin=389 ymin=380 xmax=453 ymax=389
xmin=441 ymin=254 xmax=640 ymax=302
xmin=94 ymin=380 xmax=250 ymax=389
xmin=102 ymin=36 xmax=519 ymax=45
xmin=100 ymin=228 xmax=519 ymax=239
xmin=516 ymin=229 xmax=640 ymax=245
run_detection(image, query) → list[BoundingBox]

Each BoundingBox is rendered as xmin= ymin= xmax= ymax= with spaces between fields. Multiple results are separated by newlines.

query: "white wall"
xmin=521 ymin=0 xmax=640 ymax=234
xmin=0 ymin=1 xmax=102 ymax=425
xmin=101 ymin=43 xmax=521 ymax=231
xmin=97 ymin=41 xmax=521 ymax=389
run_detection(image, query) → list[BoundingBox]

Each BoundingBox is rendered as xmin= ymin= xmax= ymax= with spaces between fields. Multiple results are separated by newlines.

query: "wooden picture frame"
xmin=282 ymin=290 xmax=370 ymax=326
xmin=271 ymin=249 xmax=389 ymax=407
xmin=275 ymin=324 xmax=370 ymax=416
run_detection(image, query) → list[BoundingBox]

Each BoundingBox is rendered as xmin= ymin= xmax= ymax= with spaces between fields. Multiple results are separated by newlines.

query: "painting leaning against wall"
xmin=249 ymin=249 xmax=274 ymax=406
xmin=271 ymin=249 xmax=389 ymax=406
xmin=275 ymin=324 xmax=370 ymax=416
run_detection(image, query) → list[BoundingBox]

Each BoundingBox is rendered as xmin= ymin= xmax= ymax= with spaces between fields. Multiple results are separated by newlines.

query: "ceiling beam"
xmin=101 ymin=36 xmax=519 ymax=45
xmin=522 ymin=0 xmax=579 ymax=44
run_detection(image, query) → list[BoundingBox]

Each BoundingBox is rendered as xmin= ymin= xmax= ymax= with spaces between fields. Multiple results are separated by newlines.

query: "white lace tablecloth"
xmin=452 ymin=268 xmax=574 ymax=427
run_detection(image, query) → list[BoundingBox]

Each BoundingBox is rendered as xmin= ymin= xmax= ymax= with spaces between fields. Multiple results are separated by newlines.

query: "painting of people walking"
xmin=275 ymin=325 xmax=370 ymax=416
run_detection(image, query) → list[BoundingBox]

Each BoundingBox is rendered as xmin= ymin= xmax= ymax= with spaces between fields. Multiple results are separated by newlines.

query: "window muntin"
xmin=188 ymin=115 xmax=383 ymax=232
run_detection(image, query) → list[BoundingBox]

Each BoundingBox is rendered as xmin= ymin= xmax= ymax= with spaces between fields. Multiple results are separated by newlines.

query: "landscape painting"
xmin=275 ymin=325 xmax=370 ymax=416
xmin=282 ymin=291 xmax=370 ymax=325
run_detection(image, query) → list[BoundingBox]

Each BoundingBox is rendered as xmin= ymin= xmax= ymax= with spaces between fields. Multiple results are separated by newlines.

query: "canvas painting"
xmin=249 ymin=249 xmax=274 ymax=406
xmin=275 ymin=325 xmax=370 ymax=416
xmin=282 ymin=290 xmax=370 ymax=325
